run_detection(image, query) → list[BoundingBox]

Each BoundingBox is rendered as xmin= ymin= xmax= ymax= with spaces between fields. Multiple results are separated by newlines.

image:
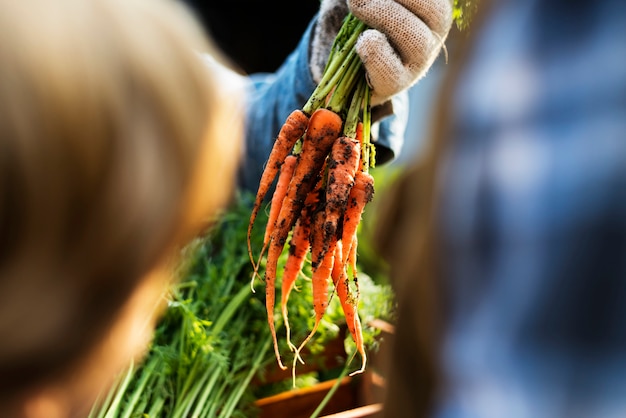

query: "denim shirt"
xmin=236 ymin=17 xmax=408 ymax=193
xmin=435 ymin=1 xmax=626 ymax=417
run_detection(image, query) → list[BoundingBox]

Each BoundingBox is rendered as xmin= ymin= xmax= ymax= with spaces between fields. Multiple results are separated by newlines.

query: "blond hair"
xmin=0 ymin=0 xmax=242 ymax=405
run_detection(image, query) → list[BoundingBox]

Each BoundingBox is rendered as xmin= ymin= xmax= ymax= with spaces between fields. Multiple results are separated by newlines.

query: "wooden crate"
xmin=252 ymin=319 xmax=394 ymax=418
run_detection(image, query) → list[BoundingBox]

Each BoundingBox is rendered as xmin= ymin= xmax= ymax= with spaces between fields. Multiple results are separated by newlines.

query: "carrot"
xmin=294 ymin=208 xmax=336 ymax=366
xmin=271 ymin=108 xmax=342 ymax=249
xmin=340 ymin=170 xmax=374 ymax=267
xmin=264 ymin=154 xmax=297 ymax=246
xmin=264 ymin=108 xmax=342 ymax=294
xmin=281 ymin=187 xmax=320 ymax=352
xmin=247 ymin=154 xmax=297 ymax=290
xmin=309 ymin=209 xmax=336 ymax=322
xmin=281 ymin=216 xmax=311 ymax=352
xmin=249 ymin=155 xmax=297 ymax=294
xmin=331 ymin=241 xmax=366 ymax=375
xmin=314 ymin=136 xmax=361 ymax=265
xmin=263 ymin=234 xmax=287 ymax=370
xmin=264 ymin=108 xmax=342 ymax=369
xmin=247 ymin=109 xmax=308 ymax=268
xmin=337 ymin=170 xmax=373 ymax=319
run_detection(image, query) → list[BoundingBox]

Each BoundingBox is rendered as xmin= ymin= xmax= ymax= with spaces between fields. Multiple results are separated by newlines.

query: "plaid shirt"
xmin=435 ymin=1 xmax=626 ymax=417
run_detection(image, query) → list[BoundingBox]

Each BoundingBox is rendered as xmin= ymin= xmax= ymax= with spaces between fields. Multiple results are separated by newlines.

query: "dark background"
xmin=181 ymin=1 xmax=319 ymax=74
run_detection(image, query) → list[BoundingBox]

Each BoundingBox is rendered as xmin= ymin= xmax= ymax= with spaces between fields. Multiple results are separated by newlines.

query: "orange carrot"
xmin=313 ymin=136 xmax=361 ymax=265
xmin=281 ymin=217 xmax=310 ymax=352
xmin=281 ymin=187 xmax=320 ymax=351
xmin=272 ymin=108 xmax=342 ymax=249
xmin=294 ymin=208 xmax=336 ymax=364
xmin=331 ymin=241 xmax=366 ymax=375
xmin=265 ymin=108 xmax=342 ymax=369
xmin=247 ymin=109 xmax=308 ymax=267
xmin=249 ymin=155 xmax=297 ymax=292
xmin=264 ymin=234 xmax=287 ymax=370
xmin=264 ymin=108 xmax=341 ymax=295
xmin=246 ymin=153 xmax=298 ymax=287
xmin=340 ymin=170 xmax=374 ymax=267
xmin=337 ymin=170 xmax=373 ymax=324
xmin=264 ymin=154 xmax=297 ymax=246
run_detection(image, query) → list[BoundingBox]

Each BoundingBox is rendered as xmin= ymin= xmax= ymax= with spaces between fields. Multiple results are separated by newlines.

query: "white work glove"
xmin=310 ymin=0 xmax=453 ymax=106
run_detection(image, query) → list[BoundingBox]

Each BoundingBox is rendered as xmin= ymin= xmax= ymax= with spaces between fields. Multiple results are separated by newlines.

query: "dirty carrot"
xmin=331 ymin=241 xmax=366 ymax=375
xmin=266 ymin=107 xmax=342 ymax=274
xmin=340 ymin=170 xmax=374 ymax=266
xmin=262 ymin=108 xmax=341 ymax=370
xmin=281 ymin=217 xmax=311 ymax=352
xmin=249 ymin=154 xmax=298 ymax=291
xmin=281 ymin=187 xmax=320 ymax=352
xmin=317 ymin=136 xmax=361 ymax=263
xmin=247 ymin=109 xmax=309 ymax=268
xmin=263 ymin=236 xmax=287 ymax=370
xmin=248 ymin=154 xmax=298 ymax=287
xmin=264 ymin=154 xmax=297 ymax=246
xmin=294 ymin=209 xmax=337 ymax=367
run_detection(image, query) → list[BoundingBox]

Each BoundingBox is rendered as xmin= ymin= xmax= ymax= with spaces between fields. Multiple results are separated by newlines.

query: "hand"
xmin=311 ymin=0 xmax=453 ymax=106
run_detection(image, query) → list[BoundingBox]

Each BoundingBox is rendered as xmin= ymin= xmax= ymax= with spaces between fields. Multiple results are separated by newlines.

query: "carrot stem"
xmin=361 ymin=82 xmax=373 ymax=171
xmin=326 ymin=56 xmax=363 ymax=116
xmin=343 ymin=77 xmax=365 ymax=139
xmin=303 ymin=18 xmax=366 ymax=115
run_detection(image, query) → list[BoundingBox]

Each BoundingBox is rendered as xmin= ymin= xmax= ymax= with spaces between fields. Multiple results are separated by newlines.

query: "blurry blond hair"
xmin=0 ymin=0 xmax=242 ymax=409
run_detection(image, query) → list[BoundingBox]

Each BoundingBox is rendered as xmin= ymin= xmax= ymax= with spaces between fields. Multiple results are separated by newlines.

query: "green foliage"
xmin=89 ymin=190 xmax=395 ymax=418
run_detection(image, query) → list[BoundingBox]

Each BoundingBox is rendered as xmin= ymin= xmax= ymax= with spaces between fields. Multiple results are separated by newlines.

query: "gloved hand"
xmin=310 ymin=0 xmax=453 ymax=106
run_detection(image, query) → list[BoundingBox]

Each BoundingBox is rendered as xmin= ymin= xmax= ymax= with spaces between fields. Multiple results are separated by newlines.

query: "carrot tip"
xmin=352 ymin=354 xmax=367 ymax=376
xmin=271 ymin=324 xmax=287 ymax=370
xmin=249 ymin=267 xmax=261 ymax=293
xmin=349 ymin=366 xmax=366 ymax=377
xmin=346 ymin=337 xmax=367 ymax=376
xmin=274 ymin=340 xmax=287 ymax=370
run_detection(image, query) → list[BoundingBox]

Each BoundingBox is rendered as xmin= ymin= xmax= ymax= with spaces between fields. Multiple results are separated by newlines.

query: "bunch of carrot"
xmin=247 ymin=13 xmax=377 ymax=377
xmin=89 ymin=192 xmax=395 ymax=418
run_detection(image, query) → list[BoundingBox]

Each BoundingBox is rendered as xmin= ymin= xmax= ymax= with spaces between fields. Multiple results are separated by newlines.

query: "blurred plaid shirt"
xmin=435 ymin=1 xmax=626 ymax=417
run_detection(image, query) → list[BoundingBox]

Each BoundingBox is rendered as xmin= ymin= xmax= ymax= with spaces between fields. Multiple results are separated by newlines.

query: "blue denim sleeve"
xmin=237 ymin=16 xmax=408 ymax=193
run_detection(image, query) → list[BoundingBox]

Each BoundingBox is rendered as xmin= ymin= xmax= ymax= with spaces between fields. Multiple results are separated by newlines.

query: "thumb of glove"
xmin=310 ymin=0 xmax=350 ymax=85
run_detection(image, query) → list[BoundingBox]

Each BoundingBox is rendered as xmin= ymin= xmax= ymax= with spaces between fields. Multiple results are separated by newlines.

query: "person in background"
xmin=375 ymin=0 xmax=626 ymax=417
xmin=0 ymin=0 xmax=451 ymax=416
xmin=0 ymin=0 xmax=244 ymax=416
